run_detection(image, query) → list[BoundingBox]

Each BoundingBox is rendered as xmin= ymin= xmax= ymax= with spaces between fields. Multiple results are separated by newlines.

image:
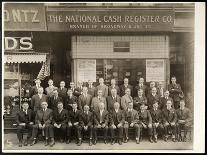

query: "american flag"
xmin=37 ymin=55 xmax=50 ymax=80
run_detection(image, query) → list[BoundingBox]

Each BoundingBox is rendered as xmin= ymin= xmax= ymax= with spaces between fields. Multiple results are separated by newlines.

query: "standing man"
xmin=74 ymin=81 xmax=84 ymax=98
xmin=30 ymin=79 xmax=41 ymax=97
xmin=159 ymin=90 xmax=174 ymax=110
xmin=133 ymin=89 xmax=147 ymax=111
xmin=45 ymin=79 xmax=58 ymax=97
xmin=30 ymin=102 xmax=55 ymax=147
xmin=176 ymin=100 xmax=193 ymax=142
xmin=123 ymin=102 xmax=140 ymax=144
xmin=77 ymin=105 xmax=94 ymax=146
xmin=15 ymin=102 xmax=34 ymax=147
xmin=162 ymin=100 xmax=177 ymax=142
xmin=106 ymin=88 xmax=121 ymax=113
xmin=108 ymin=79 xmax=120 ymax=96
xmin=93 ymin=102 xmax=109 ymax=145
xmin=96 ymin=78 xmax=108 ymax=98
xmin=121 ymin=88 xmax=133 ymax=111
xmin=87 ymin=80 xmax=96 ymax=97
xmin=69 ymin=82 xmax=76 ymax=94
xmin=65 ymin=89 xmax=78 ymax=112
xmin=31 ymin=87 xmax=47 ymax=113
xmin=120 ymin=78 xmax=133 ymax=97
xmin=57 ymin=81 xmax=68 ymax=107
xmin=48 ymin=88 xmax=63 ymax=111
xmin=109 ymin=102 xmax=125 ymax=145
xmin=134 ymin=77 xmax=147 ymax=97
xmin=146 ymin=81 xmax=156 ymax=96
xmin=78 ymin=87 xmax=92 ymax=111
xmin=157 ymin=82 xmax=165 ymax=98
xmin=91 ymin=90 xmax=107 ymax=112
xmin=147 ymin=87 xmax=160 ymax=110
xmin=53 ymin=102 xmax=68 ymax=143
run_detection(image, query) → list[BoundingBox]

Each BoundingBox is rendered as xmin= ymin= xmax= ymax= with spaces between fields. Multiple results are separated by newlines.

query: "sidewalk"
xmin=3 ymin=133 xmax=193 ymax=151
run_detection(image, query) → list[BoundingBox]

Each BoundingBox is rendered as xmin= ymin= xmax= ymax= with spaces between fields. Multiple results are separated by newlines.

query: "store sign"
xmin=47 ymin=9 xmax=174 ymax=32
xmin=4 ymin=3 xmax=47 ymax=31
xmin=4 ymin=37 xmax=33 ymax=50
xmin=146 ymin=59 xmax=165 ymax=82
xmin=77 ymin=59 xmax=96 ymax=82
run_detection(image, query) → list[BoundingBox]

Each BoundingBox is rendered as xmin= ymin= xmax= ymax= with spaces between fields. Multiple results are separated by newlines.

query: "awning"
xmin=4 ymin=52 xmax=47 ymax=63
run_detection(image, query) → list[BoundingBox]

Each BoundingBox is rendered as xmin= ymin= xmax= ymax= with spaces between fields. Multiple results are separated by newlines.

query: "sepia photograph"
xmin=1 ymin=2 xmax=205 ymax=153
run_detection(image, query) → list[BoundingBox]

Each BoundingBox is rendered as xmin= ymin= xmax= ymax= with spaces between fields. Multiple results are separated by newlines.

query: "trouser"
xmin=152 ymin=123 xmax=164 ymax=137
xmin=67 ymin=125 xmax=79 ymax=140
xmin=32 ymin=124 xmax=54 ymax=139
xmin=124 ymin=123 xmax=140 ymax=139
xmin=163 ymin=123 xmax=176 ymax=137
xmin=177 ymin=122 xmax=192 ymax=138
xmin=109 ymin=124 xmax=123 ymax=139
xmin=17 ymin=124 xmax=33 ymax=142
xmin=77 ymin=125 xmax=93 ymax=139
xmin=54 ymin=124 xmax=67 ymax=140
xmin=93 ymin=125 xmax=108 ymax=140
xmin=139 ymin=122 xmax=153 ymax=137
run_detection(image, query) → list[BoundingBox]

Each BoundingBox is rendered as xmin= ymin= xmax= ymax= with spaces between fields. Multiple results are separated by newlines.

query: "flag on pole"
xmin=37 ymin=55 xmax=50 ymax=80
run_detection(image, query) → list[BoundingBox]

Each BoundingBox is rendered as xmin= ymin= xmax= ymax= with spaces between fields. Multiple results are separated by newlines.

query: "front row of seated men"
xmin=16 ymin=99 xmax=192 ymax=147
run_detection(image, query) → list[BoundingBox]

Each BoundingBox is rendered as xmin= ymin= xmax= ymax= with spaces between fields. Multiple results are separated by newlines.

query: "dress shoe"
xmin=93 ymin=139 xmax=97 ymax=145
xmin=60 ymin=139 xmax=64 ymax=143
xmin=123 ymin=138 xmax=128 ymax=143
xmin=111 ymin=139 xmax=115 ymax=145
xmin=19 ymin=141 xmax=23 ymax=147
xmin=66 ymin=139 xmax=71 ymax=144
xmin=154 ymin=136 xmax=158 ymax=143
xmin=164 ymin=136 xmax=168 ymax=142
xmin=50 ymin=138 xmax=55 ymax=147
xmin=45 ymin=139 xmax=49 ymax=146
xmin=183 ymin=137 xmax=187 ymax=142
xmin=136 ymin=139 xmax=140 ymax=144
xmin=24 ymin=140 xmax=28 ymax=146
xmin=118 ymin=140 xmax=122 ymax=145
xmin=172 ymin=138 xmax=176 ymax=142
xmin=104 ymin=139 xmax=107 ymax=144
xmin=77 ymin=140 xmax=82 ymax=146
xmin=149 ymin=137 xmax=153 ymax=143
xmin=30 ymin=139 xmax=36 ymax=146
xmin=89 ymin=139 xmax=93 ymax=146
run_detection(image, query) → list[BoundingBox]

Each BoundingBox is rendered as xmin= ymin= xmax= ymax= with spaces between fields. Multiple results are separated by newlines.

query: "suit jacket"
xmin=96 ymin=84 xmax=108 ymax=98
xmin=109 ymin=109 xmax=125 ymax=126
xmin=35 ymin=108 xmax=53 ymax=125
xmin=65 ymin=95 xmax=78 ymax=111
xmin=168 ymin=83 xmax=183 ymax=102
xmin=74 ymin=87 xmax=83 ymax=97
xmin=162 ymin=108 xmax=177 ymax=124
xmin=53 ymin=109 xmax=68 ymax=125
xmin=48 ymin=96 xmax=63 ymax=111
xmin=133 ymin=95 xmax=147 ymax=111
xmin=139 ymin=110 xmax=152 ymax=124
xmin=78 ymin=94 xmax=92 ymax=111
xmin=121 ymin=94 xmax=133 ymax=111
xmin=91 ymin=96 xmax=107 ymax=112
xmin=16 ymin=109 xmax=34 ymax=125
xmin=159 ymin=96 xmax=174 ymax=109
xmin=108 ymin=85 xmax=120 ymax=96
xmin=87 ymin=85 xmax=96 ymax=97
xmin=31 ymin=94 xmax=48 ymax=112
xmin=45 ymin=86 xmax=58 ymax=97
xmin=79 ymin=111 xmax=93 ymax=127
xmin=106 ymin=95 xmax=121 ymax=112
xmin=30 ymin=85 xmax=40 ymax=97
xmin=120 ymin=84 xmax=133 ymax=97
xmin=94 ymin=110 xmax=109 ymax=126
xmin=176 ymin=107 xmax=192 ymax=122
xmin=68 ymin=109 xmax=81 ymax=124
xmin=150 ymin=109 xmax=163 ymax=123
xmin=147 ymin=94 xmax=160 ymax=109
xmin=134 ymin=84 xmax=147 ymax=97
xmin=124 ymin=109 xmax=139 ymax=124
xmin=57 ymin=87 xmax=68 ymax=104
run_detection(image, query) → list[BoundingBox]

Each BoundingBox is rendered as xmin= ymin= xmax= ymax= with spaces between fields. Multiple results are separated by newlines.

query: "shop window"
xmin=113 ymin=41 xmax=130 ymax=52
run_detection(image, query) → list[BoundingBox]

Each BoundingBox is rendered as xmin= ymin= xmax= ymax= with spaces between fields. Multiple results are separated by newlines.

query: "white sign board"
xmin=146 ymin=59 xmax=165 ymax=82
xmin=77 ymin=59 xmax=96 ymax=82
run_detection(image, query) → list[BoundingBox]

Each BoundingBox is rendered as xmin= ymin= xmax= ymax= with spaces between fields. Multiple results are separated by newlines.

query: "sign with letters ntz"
xmin=3 ymin=3 xmax=47 ymax=31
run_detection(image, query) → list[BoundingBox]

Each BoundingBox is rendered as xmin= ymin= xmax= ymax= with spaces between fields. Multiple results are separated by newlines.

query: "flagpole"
xmin=18 ymin=63 xmax=21 ymax=109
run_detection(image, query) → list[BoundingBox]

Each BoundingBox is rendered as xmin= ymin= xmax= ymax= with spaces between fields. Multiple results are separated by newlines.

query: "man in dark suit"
xmin=176 ymin=100 xmax=193 ymax=142
xmin=30 ymin=79 xmax=41 ymax=97
xmin=69 ymin=82 xmax=76 ymax=94
xmin=30 ymin=102 xmax=55 ymax=147
xmin=120 ymin=78 xmax=133 ymax=97
xmin=16 ymin=102 xmax=34 ymax=147
xmin=78 ymin=87 xmax=92 ymax=111
xmin=77 ymin=105 xmax=94 ymax=146
xmin=87 ymin=80 xmax=96 ymax=97
xmin=108 ymin=79 xmax=120 ymax=96
xmin=150 ymin=101 xmax=164 ymax=143
xmin=53 ymin=102 xmax=68 ymax=143
xmin=96 ymin=78 xmax=108 ymax=98
xmin=147 ymin=87 xmax=160 ymax=110
xmin=74 ymin=81 xmax=83 ymax=98
xmin=65 ymin=89 xmax=78 ymax=112
xmin=133 ymin=89 xmax=147 ymax=111
xmin=162 ymin=100 xmax=177 ymax=142
xmin=48 ymin=88 xmax=63 ymax=111
xmin=93 ymin=102 xmax=109 ymax=145
xmin=159 ymin=90 xmax=174 ymax=110
xmin=57 ymin=81 xmax=68 ymax=106
xmin=66 ymin=102 xmax=81 ymax=144
xmin=31 ymin=87 xmax=47 ymax=113
xmin=109 ymin=102 xmax=125 ymax=145
xmin=124 ymin=102 xmax=141 ymax=144
xmin=106 ymin=88 xmax=121 ymax=113
xmin=134 ymin=77 xmax=147 ymax=97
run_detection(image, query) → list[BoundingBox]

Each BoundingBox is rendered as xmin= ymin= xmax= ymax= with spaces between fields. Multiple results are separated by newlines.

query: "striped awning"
xmin=4 ymin=52 xmax=47 ymax=63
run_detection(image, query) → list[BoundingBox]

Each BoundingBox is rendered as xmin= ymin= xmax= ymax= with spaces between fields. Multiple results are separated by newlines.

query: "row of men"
xmin=16 ymin=99 xmax=192 ymax=147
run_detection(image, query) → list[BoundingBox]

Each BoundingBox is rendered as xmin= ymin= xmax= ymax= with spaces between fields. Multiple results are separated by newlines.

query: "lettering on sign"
xmin=4 ymin=37 xmax=33 ymax=50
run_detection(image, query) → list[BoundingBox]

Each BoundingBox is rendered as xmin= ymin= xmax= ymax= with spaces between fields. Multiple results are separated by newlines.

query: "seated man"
xmin=150 ymin=101 xmax=164 ymax=143
xmin=53 ymin=102 xmax=68 ymax=143
xmin=30 ymin=102 xmax=55 ymax=147
xmin=93 ymin=102 xmax=109 ymax=145
xmin=109 ymin=102 xmax=125 ymax=145
xmin=176 ymin=100 xmax=193 ymax=142
xmin=123 ymin=102 xmax=140 ymax=144
xmin=66 ymin=102 xmax=81 ymax=144
xmin=139 ymin=104 xmax=153 ymax=143
xmin=162 ymin=100 xmax=177 ymax=142
xmin=15 ymin=102 xmax=34 ymax=147
xmin=77 ymin=105 xmax=93 ymax=146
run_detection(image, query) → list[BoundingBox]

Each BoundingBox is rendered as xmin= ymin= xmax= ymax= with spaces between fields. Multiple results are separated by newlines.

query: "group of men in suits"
xmin=15 ymin=76 xmax=192 ymax=147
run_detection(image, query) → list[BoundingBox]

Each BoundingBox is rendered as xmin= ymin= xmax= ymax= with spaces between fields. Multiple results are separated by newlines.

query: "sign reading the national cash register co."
xmin=47 ymin=9 xmax=174 ymax=32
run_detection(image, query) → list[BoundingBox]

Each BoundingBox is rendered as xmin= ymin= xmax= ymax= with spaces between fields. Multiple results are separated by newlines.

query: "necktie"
xmin=100 ymin=111 xmax=103 ymax=123
xmin=181 ymin=109 xmax=183 ymax=118
xmin=24 ymin=110 xmax=27 ymax=115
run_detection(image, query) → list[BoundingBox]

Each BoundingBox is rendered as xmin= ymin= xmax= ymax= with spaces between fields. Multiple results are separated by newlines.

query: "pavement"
xmin=3 ymin=133 xmax=193 ymax=152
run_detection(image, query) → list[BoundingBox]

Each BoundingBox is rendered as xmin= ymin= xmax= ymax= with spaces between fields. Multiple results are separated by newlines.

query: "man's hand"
xmin=101 ymin=124 xmax=106 ymax=128
xmin=38 ymin=123 xmax=42 ymax=129
xmin=142 ymin=123 xmax=147 ymax=128
xmin=54 ymin=123 xmax=58 ymax=128
xmin=42 ymin=124 xmax=45 ymax=128
xmin=170 ymin=122 xmax=175 ymax=126
xmin=148 ymin=123 xmax=152 ymax=128
xmin=19 ymin=123 xmax=26 ymax=126
xmin=112 ymin=124 xmax=116 ymax=129
xmin=84 ymin=126 xmax=88 ymax=131
xmin=178 ymin=120 xmax=185 ymax=123
xmin=130 ymin=123 xmax=134 ymax=127
xmin=68 ymin=122 xmax=72 ymax=127
xmin=155 ymin=122 xmax=159 ymax=128
xmin=117 ymin=123 xmax=122 ymax=128
xmin=165 ymin=122 xmax=170 ymax=126
xmin=58 ymin=124 xmax=61 ymax=128
xmin=97 ymin=124 xmax=101 ymax=128
xmin=74 ymin=122 xmax=79 ymax=126
xmin=29 ymin=122 xmax=34 ymax=125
